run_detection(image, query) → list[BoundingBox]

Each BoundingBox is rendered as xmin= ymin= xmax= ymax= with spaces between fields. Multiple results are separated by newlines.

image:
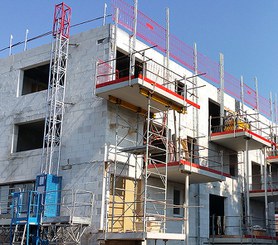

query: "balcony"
xmin=207 ymin=215 xmax=277 ymax=244
xmin=267 ymin=150 xmax=278 ymax=164
xmin=148 ymin=160 xmax=230 ymax=184
xmin=249 ymin=178 xmax=278 ymax=202
xmin=95 ymin=58 xmax=200 ymax=115
xmin=209 ymin=114 xmax=272 ymax=151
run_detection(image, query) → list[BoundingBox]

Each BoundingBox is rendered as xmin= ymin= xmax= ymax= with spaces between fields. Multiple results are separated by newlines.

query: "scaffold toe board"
xmin=99 ymin=231 xmax=186 ymax=241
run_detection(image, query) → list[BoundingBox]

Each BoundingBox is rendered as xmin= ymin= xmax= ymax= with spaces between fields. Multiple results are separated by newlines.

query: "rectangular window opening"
xmin=229 ymin=153 xmax=238 ymax=177
xmin=15 ymin=120 xmax=45 ymax=152
xmin=209 ymin=99 xmax=221 ymax=133
xmin=116 ymin=50 xmax=143 ymax=79
xmin=175 ymin=81 xmax=185 ymax=96
xmin=173 ymin=189 xmax=181 ymax=215
xmin=21 ymin=63 xmax=50 ymax=95
xmin=209 ymin=194 xmax=226 ymax=235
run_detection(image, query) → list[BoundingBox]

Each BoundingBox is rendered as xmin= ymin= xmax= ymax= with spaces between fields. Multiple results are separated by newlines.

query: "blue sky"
xmin=1 ymin=0 xmax=277 ymax=100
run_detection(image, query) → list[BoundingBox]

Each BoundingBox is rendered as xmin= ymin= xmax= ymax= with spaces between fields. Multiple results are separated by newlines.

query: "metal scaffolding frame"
xmin=102 ymin=84 xmax=184 ymax=236
xmin=96 ymin=40 xmax=203 ymax=242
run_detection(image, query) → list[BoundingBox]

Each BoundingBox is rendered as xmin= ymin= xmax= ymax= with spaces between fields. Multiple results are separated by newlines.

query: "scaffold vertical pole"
xmin=165 ymin=7 xmax=170 ymax=86
xmin=193 ymin=42 xmax=201 ymax=245
xmin=270 ymin=92 xmax=274 ymax=149
xmin=219 ymin=53 xmax=224 ymax=129
xmin=240 ymin=76 xmax=244 ymax=112
xmin=254 ymin=77 xmax=260 ymax=134
xmin=275 ymin=94 xmax=278 ymax=136
xmin=263 ymin=147 xmax=269 ymax=233
xmin=184 ymin=173 xmax=189 ymax=245
xmin=245 ymin=139 xmax=251 ymax=231
xmin=129 ymin=0 xmax=138 ymax=83
xmin=112 ymin=8 xmax=119 ymax=80
xmin=103 ymin=3 xmax=107 ymax=26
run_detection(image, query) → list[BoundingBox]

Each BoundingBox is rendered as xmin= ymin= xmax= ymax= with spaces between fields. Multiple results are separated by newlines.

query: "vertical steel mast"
xmin=41 ymin=2 xmax=71 ymax=175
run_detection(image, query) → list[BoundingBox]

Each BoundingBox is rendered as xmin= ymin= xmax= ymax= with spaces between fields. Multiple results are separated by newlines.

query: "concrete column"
xmin=245 ymin=139 xmax=251 ymax=231
xmin=263 ymin=147 xmax=269 ymax=231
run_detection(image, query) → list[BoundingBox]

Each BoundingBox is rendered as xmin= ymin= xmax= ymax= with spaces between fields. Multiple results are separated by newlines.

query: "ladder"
xmin=144 ymin=98 xmax=169 ymax=233
xmin=11 ymin=224 xmax=26 ymax=245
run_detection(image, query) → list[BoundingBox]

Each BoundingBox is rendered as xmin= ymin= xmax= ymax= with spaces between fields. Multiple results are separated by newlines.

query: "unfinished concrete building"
xmin=0 ymin=1 xmax=278 ymax=244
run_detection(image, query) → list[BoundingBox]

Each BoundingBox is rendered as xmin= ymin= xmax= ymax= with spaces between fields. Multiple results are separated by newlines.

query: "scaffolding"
xmin=96 ymin=30 xmax=205 ymax=241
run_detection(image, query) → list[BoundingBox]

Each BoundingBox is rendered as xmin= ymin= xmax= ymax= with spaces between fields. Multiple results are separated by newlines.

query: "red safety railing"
xmin=96 ymin=59 xmax=115 ymax=85
xmin=111 ymin=0 xmax=275 ymax=122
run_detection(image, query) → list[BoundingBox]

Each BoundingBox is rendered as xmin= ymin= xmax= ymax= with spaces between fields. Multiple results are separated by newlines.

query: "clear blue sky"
xmin=1 ymin=0 xmax=278 ymax=100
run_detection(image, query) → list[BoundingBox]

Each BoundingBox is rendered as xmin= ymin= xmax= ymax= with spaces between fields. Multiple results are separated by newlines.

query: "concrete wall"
xmin=0 ymin=25 xmax=112 ymax=242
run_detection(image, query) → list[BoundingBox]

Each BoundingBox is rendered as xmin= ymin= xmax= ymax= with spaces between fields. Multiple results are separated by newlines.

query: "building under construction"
xmin=1 ymin=1 xmax=278 ymax=244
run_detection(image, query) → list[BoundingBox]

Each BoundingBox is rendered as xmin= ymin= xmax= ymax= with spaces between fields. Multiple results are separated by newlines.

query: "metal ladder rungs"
xmin=12 ymin=224 xmax=27 ymax=245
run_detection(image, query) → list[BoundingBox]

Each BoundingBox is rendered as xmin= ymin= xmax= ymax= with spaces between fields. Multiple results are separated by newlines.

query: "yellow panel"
xmin=108 ymin=176 xmax=142 ymax=232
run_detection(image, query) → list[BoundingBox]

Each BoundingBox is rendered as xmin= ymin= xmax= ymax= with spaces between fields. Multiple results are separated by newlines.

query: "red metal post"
xmin=52 ymin=2 xmax=71 ymax=38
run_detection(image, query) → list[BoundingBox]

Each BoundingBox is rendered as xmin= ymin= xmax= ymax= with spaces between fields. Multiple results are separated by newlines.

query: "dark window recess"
xmin=16 ymin=120 xmax=45 ymax=152
xmin=229 ymin=153 xmax=238 ymax=177
xmin=187 ymin=137 xmax=197 ymax=163
xmin=175 ymin=81 xmax=185 ymax=96
xmin=252 ymin=162 xmax=261 ymax=190
xmin=97 ymin=38 xmax=106 ymax=44
xmin=22 ymin=63 xmax=50 ymax=95
xmin=209 ymin=100 xmax=221 ymax=133
xmin=116 ymin=50 xmax=143 ymax=79
xmin=173 ymin=189 xmax=181 ymax=215
xmin=209 ymin=194 xmax=225 ymax=235
xmin=144 ymin=122 xmax=167 ymax=163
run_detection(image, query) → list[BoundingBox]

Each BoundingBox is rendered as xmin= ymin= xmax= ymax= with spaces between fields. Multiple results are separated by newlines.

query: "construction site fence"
xmin=111 ymin=0 xmax=276 ymax=122
xmin=210 ymin=215 xmax=277 ymax=238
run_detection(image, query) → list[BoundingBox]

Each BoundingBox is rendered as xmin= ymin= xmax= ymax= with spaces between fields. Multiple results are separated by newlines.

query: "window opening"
xmin=209 ymin=100 xmax=221 ymax=133
xmin=187 ymin=136 xmax=197 ymax=163
xmin=175 ymin=80 xmax=185 ymax=96
xmin=22 ymin=63 xmax=50 ymax=95
xmin=173 ymin=189 xmax=181 ymax=215
xmin=209 ymin=194 xmax=225 ymax=235
xmin=229 ymin=153 xmax=238 ymax=177
xmin=15 ymin=120 xmax=45 ymax=152
xmin=116 ymin=50 xmax=143 ymax=79
xmin=252 ymin=162 xmax=262 ymax=190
